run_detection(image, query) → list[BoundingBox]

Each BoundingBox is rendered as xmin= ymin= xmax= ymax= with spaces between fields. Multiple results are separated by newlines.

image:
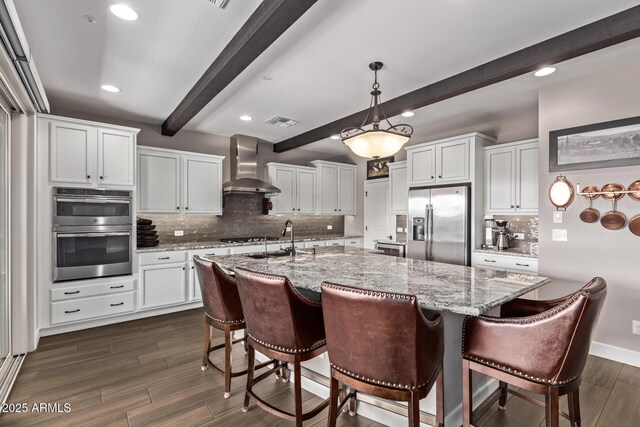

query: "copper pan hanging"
xmin=629 ymin=214 xmax=640 ymax=236
xmin=600 ymin=183 xmax=625 ymax=201
xmin=579 ymin=186 xmax=600 ymax=223
xmin=600 ymin=199 xmax=626 ymax=230
xmin=629 ymin=180 xmax=640 ymax=202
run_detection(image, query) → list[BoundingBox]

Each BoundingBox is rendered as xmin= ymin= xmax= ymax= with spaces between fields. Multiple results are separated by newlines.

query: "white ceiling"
xmin=13 ymin=0 xmax=640 ymax=155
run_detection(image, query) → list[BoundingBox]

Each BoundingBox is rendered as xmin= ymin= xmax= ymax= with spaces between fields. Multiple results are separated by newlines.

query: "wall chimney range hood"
xmin=222 ymin=135 xmax=281 ymax=194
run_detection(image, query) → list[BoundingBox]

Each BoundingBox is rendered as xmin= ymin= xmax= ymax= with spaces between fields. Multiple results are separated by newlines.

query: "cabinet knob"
xmin=438 ymin=175 xmax=442 ymax=178
xmin=99 ymin=176 xmax=104 ymax=180
xmin=431 ymin=176 xmax=434 ymax=179
xmin=185 ymin=207 xmax=189 ymax=210
xmin=176 ymin=207 xmax=180 ymax=210
xmin=516 ymin=205 xmax=520 ymax=208
xmin=511 ymin=205 xmax=514 ymax=208
xmin=182 ymin=267 xmax=185 ymax=270
xmin=339 ymin=209 xmax=341 ymax=212
xmin=86 ymin=175 xmax=91 ymax=179
xmin=334 ymin=209 xmax=337 ymax=211
xmin=298 ymin=208 xmax=300 ymax=211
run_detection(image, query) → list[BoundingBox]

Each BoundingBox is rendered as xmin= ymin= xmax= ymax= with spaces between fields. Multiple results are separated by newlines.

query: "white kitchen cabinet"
xmin=139 ymin=263 xmax=188 ymax=309
xmin=188 ymin=247 xmax=231 ymax=301
xmin=183 ymin=156 xmax=223 ymax=214
xmin=388 ymin=161 xmax=408 ymax=214
xmin=265 ymin=163 xmax=316 ymax=215
xmin=308 ymin=161 xmax=357 ymax=215
xmin=46 ymin=116 xmax=138 ymax=187
xmin=471 ymin=252 xmax=538 ymax=274
xmin=138 ymin=147 xmax=224 ymax=215
xmin=51 ymin=292 xmax=136 ymax=325
xmin=406 ymin=135 xmax=478 ymax=187
xmin=407 ymin=145 xmax=436 ymax=186
xmin=484 ymin=139 xmax=538 ymax=214
xmin=437 ymin=138 xmax=470 ymax=183
xmin=344 ymin=237 xmax=363 ymax=247
xmin=97 ymin=128 xmax=136 ymax=186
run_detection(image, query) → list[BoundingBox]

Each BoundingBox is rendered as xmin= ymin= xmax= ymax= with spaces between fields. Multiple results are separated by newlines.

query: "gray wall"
xmin=537 ymin=61 xmax=640 ymax=353
xmin=52 ymin=108 xmax=366 ymax=236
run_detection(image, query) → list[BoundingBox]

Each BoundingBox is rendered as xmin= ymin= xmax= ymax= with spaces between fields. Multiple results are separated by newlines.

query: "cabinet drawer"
xmin=324 ymin=239 xmax=345 ymax=247
xmin=344 ymin=238 xmax=363 ymax=247
xmin=51 ymin=279 xmax=135 ymax=301
xmin=138 ymin=251 xmax=187 ymax=265
xmin=472 ymin=253 xmax=538 ymax=274
xmin=189 ymin=247 xmax=230 ymax=259
xmin=51 ymin=291 xmax=135 ymax=325
xmin=305 ymin=241 xmax=326 ymax=249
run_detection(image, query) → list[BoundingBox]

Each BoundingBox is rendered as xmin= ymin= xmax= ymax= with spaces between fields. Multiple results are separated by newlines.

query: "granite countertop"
xmin=209 ymin=246 xmax=550 ymax=316
xmin=136 ymin=235 xmax=364 ymax=253
xmin=473 ymin=247 xmax=538 ymax=259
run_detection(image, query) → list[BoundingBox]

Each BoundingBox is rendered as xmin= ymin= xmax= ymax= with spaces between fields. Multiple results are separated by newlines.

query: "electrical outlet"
xmin=327 ymin=225 xmax=333 ymax=230
xmin=633 ymin=320 xmax=640 ymax=335
xmin=552 ymin=229 xmax=567 ymax=242
xmin=174 ymin=230 xmax=184 ymax=237
xmin=514 ymin=232 xmax=525 ymax=240
xmin=553 ymin=211 xmax=563 ymax=223
xmin=396 ymin=227 xmax=403 ymax=232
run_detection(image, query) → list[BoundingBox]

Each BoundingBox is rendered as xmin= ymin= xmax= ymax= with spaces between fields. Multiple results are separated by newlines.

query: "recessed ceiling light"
xmin=534 ymin=66 xmax=556 ymax=77
xmin=110 ymin=3 xmax=139 ymax=21
xmin=240 ymin=115 xmax=252 ymax=121
xmin=101 ymin=84 xmax=121 ymax=93
xmin=401 ymin=111 xmax=415 ymax=118
xmin=330 ymin=135 xmax=340 ymax=140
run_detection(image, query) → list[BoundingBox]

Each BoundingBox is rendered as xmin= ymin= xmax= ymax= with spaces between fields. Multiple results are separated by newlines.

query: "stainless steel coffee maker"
xmin=495 ymin=220 xmax=513 ymax=250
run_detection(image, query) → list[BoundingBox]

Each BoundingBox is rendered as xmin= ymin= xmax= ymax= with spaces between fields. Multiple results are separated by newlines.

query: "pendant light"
xmin=341 ymin=62 xmax=413 ymax=159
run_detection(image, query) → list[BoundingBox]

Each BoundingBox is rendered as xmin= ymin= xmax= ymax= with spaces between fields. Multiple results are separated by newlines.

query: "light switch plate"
xmin=633 ymin=320 xmax=640 ymax=335
xmin=174 ymin=230 xmax=184 ymax=236
xmin=326 ymin=225 xmax=333 ymax=230
xmin=552 ymin=229 xmax=567 ymax=241
xmin=514 ymin=232 xmax=525 ymax=240
xmin=396 ymin=227 xmax=403 ymax=232
xmin=553 ymin=211 xmax=563 ymax=223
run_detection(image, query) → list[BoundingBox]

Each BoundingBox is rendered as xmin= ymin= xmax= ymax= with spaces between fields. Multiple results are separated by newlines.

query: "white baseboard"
xmin=590 ymin=341 xmax=640 ymax=368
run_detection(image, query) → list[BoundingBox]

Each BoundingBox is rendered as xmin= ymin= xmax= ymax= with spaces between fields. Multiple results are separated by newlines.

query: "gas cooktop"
xmin=219 ymin=237 xmax=280 ymax=243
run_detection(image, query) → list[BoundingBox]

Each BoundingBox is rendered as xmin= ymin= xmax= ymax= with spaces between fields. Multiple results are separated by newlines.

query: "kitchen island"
xmin=209 ymin=246 xmax=551 ymax=426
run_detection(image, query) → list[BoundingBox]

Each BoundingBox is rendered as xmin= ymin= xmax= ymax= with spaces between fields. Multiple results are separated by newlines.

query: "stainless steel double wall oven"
xmin=52 ymin=187 xmax=133 ymax=282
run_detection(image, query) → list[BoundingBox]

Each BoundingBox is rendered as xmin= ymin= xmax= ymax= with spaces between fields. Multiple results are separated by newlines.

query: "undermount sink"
xmin=244 ymin=250 xmax=292 ymax=259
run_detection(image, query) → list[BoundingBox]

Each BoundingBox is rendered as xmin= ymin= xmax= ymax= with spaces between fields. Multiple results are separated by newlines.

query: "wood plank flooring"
xmin=1 ymin=308 xmax=638 ymax=426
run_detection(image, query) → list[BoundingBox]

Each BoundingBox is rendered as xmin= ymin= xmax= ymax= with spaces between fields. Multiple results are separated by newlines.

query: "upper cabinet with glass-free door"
xmin=307 ymin=161 xmax=357 ymax=215
xmin=484 ymin=139 xmax=538 ymax=214
xmin=44 ymin=115 xmax=139 ymax=188
xmin=138 ymin=147 xmax=224 ymax=215
xmin=265 ymin=163 xmax=317 ymax=215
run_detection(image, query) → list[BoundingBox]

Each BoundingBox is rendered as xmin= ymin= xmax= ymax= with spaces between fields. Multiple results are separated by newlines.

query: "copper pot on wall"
xmin=600 ymin=183 xmax=626 ymax=230
xmin=579 ymin=186 xmax=600 ymax=223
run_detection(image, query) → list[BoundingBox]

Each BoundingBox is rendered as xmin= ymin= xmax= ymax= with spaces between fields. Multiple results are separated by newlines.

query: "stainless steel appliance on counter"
xmin=52 ymin=187 xmax=133 ymax=282
xmin=407 ymin=184 xmax=470 ymax=265
xmin=374 ymin=241 xmax=406 ymax=258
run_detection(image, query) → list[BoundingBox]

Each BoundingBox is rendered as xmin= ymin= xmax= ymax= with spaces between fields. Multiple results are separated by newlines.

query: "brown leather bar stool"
xmin=193 ymin=256 xmax=272 ymax=398
xmin=321 ymin=282 xmax=445 ymax=427
xmin=234 ymin=267 xmax=330 ymax=426
xmin=462 ymin=277 xmax=607 ymax=427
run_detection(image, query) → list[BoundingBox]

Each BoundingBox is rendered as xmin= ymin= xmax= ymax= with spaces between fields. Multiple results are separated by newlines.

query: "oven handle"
xmin=55 ymin=198 xmax=131 ymax=204
xmin=56 ymin=232 xmax=131 ymax=238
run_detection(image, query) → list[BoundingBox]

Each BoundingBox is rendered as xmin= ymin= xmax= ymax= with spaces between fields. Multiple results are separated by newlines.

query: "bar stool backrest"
xmin=321 ymin=282 xmax=444 ymax=390
xmin=193 ymin=256 xmax=244 ymax=325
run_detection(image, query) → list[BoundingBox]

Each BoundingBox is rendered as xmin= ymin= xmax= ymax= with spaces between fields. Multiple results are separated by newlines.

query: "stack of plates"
xmin=137 ymin=217 xmax=159 ymax=247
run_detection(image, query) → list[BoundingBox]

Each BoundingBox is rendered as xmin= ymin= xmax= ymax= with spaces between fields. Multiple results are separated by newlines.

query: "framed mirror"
xmin=548 ymin=175 xmax=575 ymax=210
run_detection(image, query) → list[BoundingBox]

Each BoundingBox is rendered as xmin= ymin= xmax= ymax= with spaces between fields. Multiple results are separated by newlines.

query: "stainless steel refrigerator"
xmin=407 ymin=185 xmax=470 ymax=265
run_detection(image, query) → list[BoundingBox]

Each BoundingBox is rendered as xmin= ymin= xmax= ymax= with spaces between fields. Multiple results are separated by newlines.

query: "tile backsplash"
xmin=141 ymin=193 xmax=345 ymax=243
xmin=493 ymin=215 xmax=539 ymax=254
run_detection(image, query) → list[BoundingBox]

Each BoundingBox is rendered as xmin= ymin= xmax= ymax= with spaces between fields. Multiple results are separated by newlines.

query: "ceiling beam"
xmin=161 ymin=0 xmax=318 ymax=136
xmin=273 ymin=5 xmax=640 ymax=153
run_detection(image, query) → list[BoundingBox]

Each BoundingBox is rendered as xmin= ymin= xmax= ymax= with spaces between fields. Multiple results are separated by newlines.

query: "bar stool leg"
xmin=294 ymin=356 xmax=303 ymax=427
xmin=201 ymin=321 xmax=211 ymax=371
xmin=462 ymin=359 xmax=473 ymax=427
xmin=408 ymin=390 xmax=420 ymax=427
xmin=327 ymin=371 xmax=339 ymax=427
xmin=545 ymin=388 xmax=560 ymax=427
xmin=498 ymin=381 xmax=508 ymax=409
xmin=436 ymin=370 xmax=444 ymax=427
xmin=242 ymin=345 xmax=255 ymax=412
xmin=568 ymin=389 xmax=581 ymax=427
xmin=348 ymin=388 xmax=357 ymax=416
xmin=223 ymin=327 xmax=232 ymax=398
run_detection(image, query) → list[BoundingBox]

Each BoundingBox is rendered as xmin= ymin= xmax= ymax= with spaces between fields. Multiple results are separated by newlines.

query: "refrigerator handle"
xmin=428 ymin=204 xmax=434 ymax=261
xmin=424 ymin=204 xmax=430 ymax=260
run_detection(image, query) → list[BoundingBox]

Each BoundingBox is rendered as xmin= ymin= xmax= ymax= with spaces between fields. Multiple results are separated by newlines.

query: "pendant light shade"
xmin=343 ymin=129 xmax=410 ymax=159
xmin=340 ymin=62 xmax=413 ymax=159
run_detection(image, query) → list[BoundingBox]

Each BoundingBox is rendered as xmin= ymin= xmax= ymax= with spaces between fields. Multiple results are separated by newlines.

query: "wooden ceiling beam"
xmin=273 ymin=5 xmax=640 ymax=153
xmin=162 ymin=0 xmax=318 ymax=136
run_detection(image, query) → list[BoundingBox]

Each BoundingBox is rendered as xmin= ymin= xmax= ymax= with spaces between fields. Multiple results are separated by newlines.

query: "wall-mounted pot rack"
xmin=576 ymin=182 xmax=640 ymax=198
xmin=576 ymin=181 xmax=640 ymax=236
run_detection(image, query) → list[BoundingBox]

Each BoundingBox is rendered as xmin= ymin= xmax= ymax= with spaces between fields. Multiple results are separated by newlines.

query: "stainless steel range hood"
xmin=222 ymin=135 xmax=281 ymax=194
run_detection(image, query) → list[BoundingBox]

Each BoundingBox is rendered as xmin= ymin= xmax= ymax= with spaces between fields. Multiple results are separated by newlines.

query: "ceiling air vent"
xmin=208 ymin=0 xmax=229 ymax=9
xmin=264 ymin=116 xmax=300 ymax=128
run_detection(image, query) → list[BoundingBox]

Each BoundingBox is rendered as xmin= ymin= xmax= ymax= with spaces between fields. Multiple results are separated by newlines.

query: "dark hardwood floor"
xmin=1 ymin=308 xmax=638 ymax=426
